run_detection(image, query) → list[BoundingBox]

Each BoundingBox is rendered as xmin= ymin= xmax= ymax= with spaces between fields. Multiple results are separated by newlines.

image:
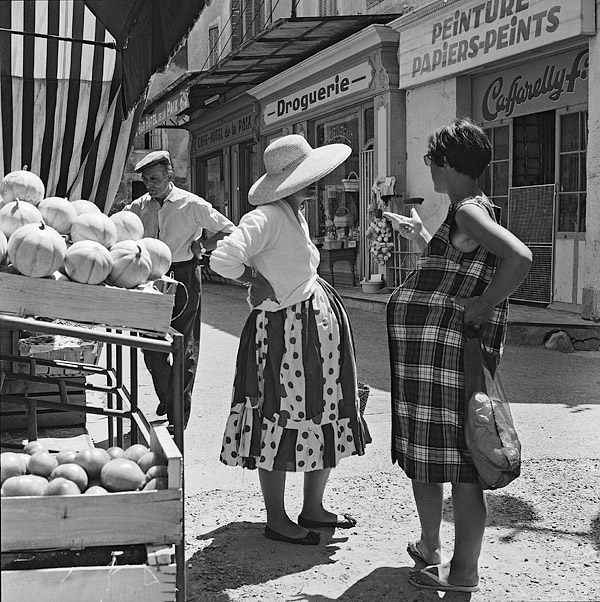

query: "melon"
xmin=0 ymin=200 xmax=44 ymax=239
xmin=139 ymin=237 xmax=172 ymax=279
xmin=1 ymin=452 xmax=27 ymax=485
xmin=8 ymin=222 xmax=67 ymax=277
xmin=44 ymin=477 xmax=81 ymax=496
xmin=0 ymin=230 xmax=7 ymax=265
xmin=100 ymin=458 xmax=145 ymax=492
xmin=1 ymin=474 xmax=48 ymax=497
xmin=137 ymin=451 xmax=167 ymax=474
xmin=64 ymin=240 xmax=113 ymax=284
xmin=70 ymin=212 xmax=118 ymax=248
xmin=124 ymin=444 xmax=150 ymax=463
xmin=49 ymin=463 xmax=88 ymax=492
xmin=27 ymin=450 xmax=58 ymax=478
xmin=110 ymin=211 xmax=144 ymax=242
xmin=73 ymin=448 xmax=111 ymax=480
xmin=108 ymin=240 xmax=152 ymax=288
xmin=0 ymin=170 xmax=45 ymax=206
xmin=39 ymin=197 xmax=77 ymax=234
xmin=70 ymin=199 xmax=102 ymax=215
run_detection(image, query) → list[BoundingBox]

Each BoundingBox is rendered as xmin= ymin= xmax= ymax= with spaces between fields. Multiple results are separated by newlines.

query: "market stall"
xmin=0 ymin=281 xmax=187 ymax=601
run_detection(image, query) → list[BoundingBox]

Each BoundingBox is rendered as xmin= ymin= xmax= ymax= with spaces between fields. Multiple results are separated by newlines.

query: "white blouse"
xmin=210 ymin=200 xmax=320 ymax=311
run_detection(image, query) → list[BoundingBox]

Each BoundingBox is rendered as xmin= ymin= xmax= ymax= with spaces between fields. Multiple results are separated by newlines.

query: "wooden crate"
xmin=0 ymin=270 xmax=176 ymax=334
xmin=0 ymin=426 xmax=183 ymax=602
xmin=0 ymin=377 xmax=87 ymax=429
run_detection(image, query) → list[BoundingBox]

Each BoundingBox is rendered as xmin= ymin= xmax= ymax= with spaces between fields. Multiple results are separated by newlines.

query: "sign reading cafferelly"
xmin=472 ymin=48 xmax=588 ymax=122
xmin=137 ymin=89 xmax=190 ymax=137
xmin=263 ymin=63 xmax=374 ymax=126
xmin=398 ymin=0 xmax=594 ymax=88
xmin=194 ymin=111 xmax=257 ymax=151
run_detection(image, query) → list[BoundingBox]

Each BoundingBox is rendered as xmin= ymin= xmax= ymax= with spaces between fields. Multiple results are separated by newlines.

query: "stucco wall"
xmin=405 ymin=78 xmax=458 ymax=233
xmin=582 ymin=0 xmax=600 ymax=320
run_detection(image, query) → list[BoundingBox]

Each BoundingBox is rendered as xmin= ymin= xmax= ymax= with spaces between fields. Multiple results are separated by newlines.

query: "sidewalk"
xmin=335 ymin=285 xmax=600 ymax=350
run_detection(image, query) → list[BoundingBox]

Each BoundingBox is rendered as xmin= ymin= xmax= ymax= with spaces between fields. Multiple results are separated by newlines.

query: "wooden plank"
xmin=0 ymin=271 xmax=175 ymax=334
xmin=151 ymin=425 xmax=183 ymax=490
xmin=1 ymin=489 xmax=182 ymax=551
xmin=1 ymin=563 xmax=177 ymax=602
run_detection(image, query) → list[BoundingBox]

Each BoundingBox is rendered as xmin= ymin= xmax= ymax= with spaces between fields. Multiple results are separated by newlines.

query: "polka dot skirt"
xmin=220 ymin=278 xmax=369 ymax=472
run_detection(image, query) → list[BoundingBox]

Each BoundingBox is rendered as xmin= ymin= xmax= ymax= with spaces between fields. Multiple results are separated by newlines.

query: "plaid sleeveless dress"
xmin=387 ymin=196 xmax=508 ymax=483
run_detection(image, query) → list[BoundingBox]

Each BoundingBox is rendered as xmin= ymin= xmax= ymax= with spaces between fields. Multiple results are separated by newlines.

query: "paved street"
xmin=150 ymin=281 xmax=600 ymax=601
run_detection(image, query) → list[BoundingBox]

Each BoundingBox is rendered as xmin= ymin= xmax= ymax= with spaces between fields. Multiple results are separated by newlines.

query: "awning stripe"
xmin=0 ymin=0 xmax=128 ymax=210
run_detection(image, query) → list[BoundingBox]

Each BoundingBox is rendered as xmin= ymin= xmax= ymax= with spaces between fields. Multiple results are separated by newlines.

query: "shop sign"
xmin=473 ymin=48 xmax=588 ymax=121
xmin=195 ymin=111 xmax=257 ymax=151
xmin=137 ymin=88 xmax=190 ymax=136
xmin=263 ymin=62 xmax=373 ymax=126
xmin=398 ymin=0 xmax=595 ymax=88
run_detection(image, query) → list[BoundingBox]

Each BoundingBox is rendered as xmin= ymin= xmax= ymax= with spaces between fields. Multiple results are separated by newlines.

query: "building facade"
xmin=390 ymin=0 xmax=599 ymax=316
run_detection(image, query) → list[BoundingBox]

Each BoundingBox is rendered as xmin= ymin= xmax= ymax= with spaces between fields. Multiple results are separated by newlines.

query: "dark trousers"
xmin=143 ymin=259 xmax=202 ymax=425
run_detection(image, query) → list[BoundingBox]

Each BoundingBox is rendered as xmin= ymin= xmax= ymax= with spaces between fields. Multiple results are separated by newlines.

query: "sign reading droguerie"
xmin=194 ymin=111 xmax=257 ymax=151
xmin=398 ymin=0 xmax=594 ymax=88
xmin=472 ymin=48 xmax=588 ymax=122
xmin=262 ymin=62 xmax=374 ymax=126
xmin=137 ymin=89 xmax=190 ymax=136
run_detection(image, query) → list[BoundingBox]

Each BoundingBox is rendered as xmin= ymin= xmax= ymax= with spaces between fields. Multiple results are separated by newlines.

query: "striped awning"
xmin=0 ymin=0 xmax=204 ymax=213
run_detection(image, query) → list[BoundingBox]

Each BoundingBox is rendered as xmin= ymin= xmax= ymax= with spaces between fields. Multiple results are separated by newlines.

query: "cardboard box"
xmin=0 ymin=270 xmax=176 ymax=334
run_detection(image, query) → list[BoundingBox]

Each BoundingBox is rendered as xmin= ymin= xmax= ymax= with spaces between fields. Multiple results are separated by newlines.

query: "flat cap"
xmin=134 ymin=150 xmax=172 ymax=173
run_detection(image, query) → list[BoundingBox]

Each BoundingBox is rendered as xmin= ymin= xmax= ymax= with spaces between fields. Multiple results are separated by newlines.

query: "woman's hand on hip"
xmin=451 ymin=295 xmax=494 ymax=329
xmin=247 ymin=273 xmax=278 ymax=307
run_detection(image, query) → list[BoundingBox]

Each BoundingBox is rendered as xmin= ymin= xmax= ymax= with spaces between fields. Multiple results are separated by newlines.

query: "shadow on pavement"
xmin=186 ymin=521 xmax=341 ymax=601
xmin=287 ymin=566 xmax=474 ymax=601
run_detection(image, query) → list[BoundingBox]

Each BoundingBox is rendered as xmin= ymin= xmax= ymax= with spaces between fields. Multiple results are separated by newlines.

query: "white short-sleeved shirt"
xmin=124 ymin=185 xmax=235 ymax=262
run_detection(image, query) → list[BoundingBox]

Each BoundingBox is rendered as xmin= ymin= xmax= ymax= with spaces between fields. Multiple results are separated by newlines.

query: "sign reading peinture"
xmin=398 ymin=0 xmax=594 ymax=89
xmin=137 ymin=89 xmax=190 ymax=136
xmin=472 ymin=48 xmax=588 ymax=122
xmin=194 ymin=111 xmax=257 ymax=151
xmin=263 ymin=63 xmax=374 ymax=126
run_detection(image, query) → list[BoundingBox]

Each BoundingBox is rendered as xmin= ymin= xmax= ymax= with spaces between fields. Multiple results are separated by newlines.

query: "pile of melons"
xmin=0 ymin=169 xmax=171 ymax=288
xmin=0 ymin=440 xmax=170 ymax=497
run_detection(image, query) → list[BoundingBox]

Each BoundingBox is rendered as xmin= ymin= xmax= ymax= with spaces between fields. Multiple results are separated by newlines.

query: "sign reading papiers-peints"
xmin=398 ymin=0 xmax=595 ymax=88
xmin=262 ymin=62 xmax=374 ymax=127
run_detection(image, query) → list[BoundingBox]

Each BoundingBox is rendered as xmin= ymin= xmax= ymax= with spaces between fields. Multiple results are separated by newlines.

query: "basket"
xmin=358 ymin=381 xmax=370 ymax=415
xmin=333 ymin=206 xmax=352 ymax=229
xmin=342 ymin=171 xmax=360 ymax=193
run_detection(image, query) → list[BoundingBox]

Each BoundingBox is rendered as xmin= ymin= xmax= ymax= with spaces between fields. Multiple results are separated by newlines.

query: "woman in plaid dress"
xmin=386 ymin=119 xmax=531 ymax=593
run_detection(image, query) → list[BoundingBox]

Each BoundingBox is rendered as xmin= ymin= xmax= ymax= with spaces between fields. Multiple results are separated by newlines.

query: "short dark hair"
xmin=427 ymin=117 xmax=491 ymax=179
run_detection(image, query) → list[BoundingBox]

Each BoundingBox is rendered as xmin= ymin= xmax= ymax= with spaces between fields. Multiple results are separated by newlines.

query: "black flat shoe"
xmin=297 ymin=513 xmax=357 ymax=529
xmin=264 ymin=526 xmax=320 ymax=545
xmin=156 ymin=402 xmax=167 ymax=416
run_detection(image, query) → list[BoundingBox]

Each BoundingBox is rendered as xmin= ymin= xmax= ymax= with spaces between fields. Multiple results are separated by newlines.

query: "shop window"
xmin=319 ymin=0 xmax=338 ymax=16
xmin=239 ymin=141 xmax=258 ymax=219
xmin=231 ymin=0 xmax=266 ymax=49
xmin=557 ymin=109 xmax=587 ymax=233
xmin=197 ymin=153 xmax=228 ymax=218
xmin=133 ymin=129 xmax=162 ymax=151
xmin=208 ymin=26 xmax=219 ymax=68
xmin=480 ymin=124 xmax=510 ymax=226
xmin=311 ymin=113 xmax=360 ymax=241
xmin=363 ymin=107 xmax=374 ymax=146
xmin=512 ymin=111 xmax=555 ymax=187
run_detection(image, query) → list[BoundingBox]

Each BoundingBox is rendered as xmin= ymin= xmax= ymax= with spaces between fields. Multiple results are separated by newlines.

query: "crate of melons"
xmin=0 ymin=170 xmax=176 ymax=334
xmin=0 ymin=425 xmax=182 ymax=553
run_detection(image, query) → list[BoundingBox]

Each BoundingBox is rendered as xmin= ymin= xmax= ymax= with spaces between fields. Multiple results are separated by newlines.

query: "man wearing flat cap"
xmin=123 ymin=150 xmax=235 ymax=427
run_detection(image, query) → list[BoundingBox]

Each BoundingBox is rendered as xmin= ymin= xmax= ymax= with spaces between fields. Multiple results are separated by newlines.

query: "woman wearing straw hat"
xmin=210 ymin=135 xmax=370 ymax=545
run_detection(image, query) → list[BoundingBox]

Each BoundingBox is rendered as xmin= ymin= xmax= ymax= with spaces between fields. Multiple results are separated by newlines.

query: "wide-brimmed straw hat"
xmin=248 ymin=135 xmax=351 ymax=206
